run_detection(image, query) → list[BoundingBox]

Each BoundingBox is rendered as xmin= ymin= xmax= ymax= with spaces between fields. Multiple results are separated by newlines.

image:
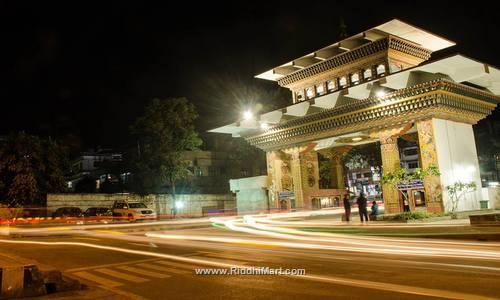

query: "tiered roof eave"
xmin=255 ymin=19 xmax=456 ymax=82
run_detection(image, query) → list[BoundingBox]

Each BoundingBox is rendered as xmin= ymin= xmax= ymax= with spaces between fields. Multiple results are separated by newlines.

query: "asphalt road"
xmin=1 ymin=213 xmax=500 ymax=299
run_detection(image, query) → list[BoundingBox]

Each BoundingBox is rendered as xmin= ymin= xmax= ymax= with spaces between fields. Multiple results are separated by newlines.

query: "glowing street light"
xmin=243 ymin=110 xmax=253 ymax=120
xmin=376 ymin=90 xmax=386 ymax=98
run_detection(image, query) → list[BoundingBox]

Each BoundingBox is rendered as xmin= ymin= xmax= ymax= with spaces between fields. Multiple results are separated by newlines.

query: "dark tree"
xmin=0 ymin=132 xmax=68 ymax=206
xmin=99 ymin=178 xmax=124 ymax=193
xmin=130 ymin=98 xmax=202 ymax=208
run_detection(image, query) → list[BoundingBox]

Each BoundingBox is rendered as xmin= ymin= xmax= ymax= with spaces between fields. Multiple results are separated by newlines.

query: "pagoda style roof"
xmin=210 ymin=54 xmax=500 ymax=149
xmin=256 ymin=19 xmax=455 ymax=82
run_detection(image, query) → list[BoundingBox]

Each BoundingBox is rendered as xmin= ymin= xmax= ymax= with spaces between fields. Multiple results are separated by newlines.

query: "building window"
xmin=339 ymin=76 xmax=347 ymax=88
xmin=376 ymin=64 xmax=386 ymax=76
xmin=404 ymin=148 xmax=418 ymax=156
xmin=315 ymin=84 xmax=325 ymax=96
xmin=350 ymin=73 xmax=360 ymax=84
xmin=327 ymin=80 xmax=336 ymax=92
xmin=363 ymin=68 xmax=372 ymax=80
xmin=414 ymin=191 xmax=426 ymax=207
xmin=296 ymin=90 xmax=305 ymax=102
xmin=219 ymin=167 xmax=226 ymax=176
xmin=305 ymin=87 xmax=314 ymax=99
xmin=240 ymin=168 xmax=249 ymax=177
xmin=408 ymin=162 xmax=419 ymax=169
xmin=208 ymin=166 xmax=219 ymax=177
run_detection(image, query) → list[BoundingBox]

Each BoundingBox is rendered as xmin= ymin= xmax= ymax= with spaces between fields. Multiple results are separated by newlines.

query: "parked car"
xmin=52 ymin=207 xmax=83 ymax=219
xmin=111 ymin=200 xmax=157 ymax=221
xmin=83 ymin=207 xmax=113 ymax=223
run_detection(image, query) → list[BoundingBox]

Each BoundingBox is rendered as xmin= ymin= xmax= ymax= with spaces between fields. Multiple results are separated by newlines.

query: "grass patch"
xmin=297 ymin=227 xmax=368 ymax=233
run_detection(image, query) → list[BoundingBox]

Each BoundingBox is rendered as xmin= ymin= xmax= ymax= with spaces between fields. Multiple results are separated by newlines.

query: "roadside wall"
xmin=490 ymin=187 xmax=500 ymax=209
xmin=47 ymin=193 xmax=236 ymax=217
xmin=482 ymin=187 xmax=500 ymax=209
xmin=433 ymin=119 xmax=483 ymax=212
xmin=230 ymin=176 xmax=269 ymax=215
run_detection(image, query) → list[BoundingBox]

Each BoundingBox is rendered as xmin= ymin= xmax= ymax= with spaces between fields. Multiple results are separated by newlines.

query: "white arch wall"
xmin=432 ymin=119 xmax=483 ymax=212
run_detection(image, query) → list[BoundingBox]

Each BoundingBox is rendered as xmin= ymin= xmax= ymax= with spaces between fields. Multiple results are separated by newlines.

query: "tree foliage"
xmin=381 ymin=165 xmax=440 ymax=202
xmin=0 ymin=132 xmax=68 ymax=207
xmin=381 ymin=165 xmax=440 ymax=186
xmin=446 ymin=181 xmax=477 ymax=214
xmin=129 ymin=98 xmax=202 ymax=197
xmin=343 ymin=143 xmax=382 ymax=170
xmin=74 ymin=176 xmax=97 ymax=193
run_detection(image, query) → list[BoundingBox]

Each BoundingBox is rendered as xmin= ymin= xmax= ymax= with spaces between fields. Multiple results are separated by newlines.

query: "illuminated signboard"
xmin=397 ymin=180 xmax=424 ymax=190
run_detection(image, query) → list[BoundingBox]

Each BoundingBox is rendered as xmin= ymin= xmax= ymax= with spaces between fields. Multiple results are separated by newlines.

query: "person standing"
xmin=343 ymin=194 xmax=351 ymax=222
xmin=357 ymin=192 xmax=369 ymax=222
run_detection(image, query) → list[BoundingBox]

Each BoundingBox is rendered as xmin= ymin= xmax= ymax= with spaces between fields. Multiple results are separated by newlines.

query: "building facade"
xmin=67 ymin=148 xmax=125 ymax=191
xmin=212 ymin=19 xmax=500 ymax=214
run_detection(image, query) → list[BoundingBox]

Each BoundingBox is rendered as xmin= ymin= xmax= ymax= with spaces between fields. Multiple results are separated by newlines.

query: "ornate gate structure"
xmin=211 ymin=19 xmax=500 ymax=213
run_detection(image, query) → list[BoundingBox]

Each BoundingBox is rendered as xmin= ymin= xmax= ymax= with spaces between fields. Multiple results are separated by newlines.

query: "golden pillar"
xmin=266 ymin=151 xmax=281 ymax=209
xmin=372 ymin=124 xmax=412 ymax=214
xmin=322 ymin=146 xmax=352 ymax=189
xmin=283 ymin=144 xmax=318 ymax=209
xmin=332 ymin=157 xmax=344 ymax=189
xmin=380 ymin=136 xmax=402 ymax=213
xmin=289 ymin=149 xmax=305 ymax=209
xmin=266 ymin=150 xmax=294 ymax=209
xmin=416 ymin=119 xmax=444 ymax=213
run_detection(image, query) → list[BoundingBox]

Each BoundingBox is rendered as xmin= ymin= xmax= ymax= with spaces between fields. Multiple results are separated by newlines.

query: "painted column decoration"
xmin=266 ymin=151 xmax=290 ymax=209
xmin=289 ymin=149 xmax=304 ymax=209
xmin=281 ymin=145 xmax=319 ymax=210
xmin=379 ymin=135 xmax=402 ymax=213
xmin=416 ymin=119 xmax=444 ymax=213
xmin=266 ymin=151 xmax=279 ymax=210
xmin=301 ymin=150 xmax=320 ymax=209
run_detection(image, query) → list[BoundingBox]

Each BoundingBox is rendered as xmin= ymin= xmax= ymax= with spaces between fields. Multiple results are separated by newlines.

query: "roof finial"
xmin=338 ymin=17 xmax=348 ymax=39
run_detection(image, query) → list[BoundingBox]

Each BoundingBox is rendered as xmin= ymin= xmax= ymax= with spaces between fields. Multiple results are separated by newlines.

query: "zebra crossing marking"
xmin=116 ymin=265 xmax=171 ymax=278
xmin=95 ymin=268 xmax=149 ymax=283
xmin=137 ymin=262 xmax=191 ymax=275
xmin=73 ymin=271 xmax=123 ymax=287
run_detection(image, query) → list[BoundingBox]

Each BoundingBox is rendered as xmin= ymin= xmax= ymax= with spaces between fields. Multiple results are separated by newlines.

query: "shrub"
xmin=394 ymin=211 xmax=434 ymax=221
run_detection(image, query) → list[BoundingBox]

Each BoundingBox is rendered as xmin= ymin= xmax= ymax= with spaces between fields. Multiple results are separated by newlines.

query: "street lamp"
xmin=243 ymin=110 xmax=253 ymax=120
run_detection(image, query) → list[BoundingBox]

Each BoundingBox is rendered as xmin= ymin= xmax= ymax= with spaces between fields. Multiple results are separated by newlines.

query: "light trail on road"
xmin=0 ymin=238 xmax=496 ymax=300
xmin=0 ymin=217 xmax=214 ymax=235
xmin=239 ymin=214 xmax=500 ymax=248
xmin=193 ymin=215 xmax=500 ymax=260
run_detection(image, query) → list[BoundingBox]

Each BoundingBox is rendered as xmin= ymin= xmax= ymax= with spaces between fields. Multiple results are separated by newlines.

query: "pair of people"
xmin=343 ymin=192 xmax=378 ymax=222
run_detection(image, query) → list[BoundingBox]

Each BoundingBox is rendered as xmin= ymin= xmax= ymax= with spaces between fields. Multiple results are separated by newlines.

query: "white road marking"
xmin=65 ymin=258 xmax=160 ymax=273
xmin=95 ymin=268 xmax=149 ymax=283
xmin=136 ymin=263 xmax=191 ymax=275
xmin=116 ymin=265 xmax=171 ymax=278
xmin=73 ymin=271 xmax=122 ymax=287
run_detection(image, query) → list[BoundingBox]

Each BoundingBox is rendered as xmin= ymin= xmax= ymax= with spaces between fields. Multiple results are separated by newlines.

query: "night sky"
xmin=1 ymin=1 xmax=499 ymax=150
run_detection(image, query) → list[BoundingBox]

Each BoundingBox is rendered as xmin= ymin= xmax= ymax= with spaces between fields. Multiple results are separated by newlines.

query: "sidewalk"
xmin=286 ymin=209 xmax=500 ymax=240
